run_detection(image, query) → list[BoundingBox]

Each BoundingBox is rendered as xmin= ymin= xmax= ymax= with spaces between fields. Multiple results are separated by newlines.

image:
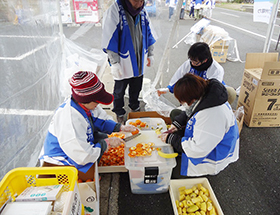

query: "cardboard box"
xmin=169 ymin=178 xmax=224 ymax=215
xmin=211 ymin=47 xmax=228 ymax=63
xmin=209 ymin=40 xmax=229 ymax=63
xmin=237 ymin=53 xmax=280 ymax=127
xmin=77 ymin=162 xmax=99 ymax=215
xmin=127 ymin=111 xmax=172 ymax=124
xmin=16 ymin=184 xmax=63 ymax=202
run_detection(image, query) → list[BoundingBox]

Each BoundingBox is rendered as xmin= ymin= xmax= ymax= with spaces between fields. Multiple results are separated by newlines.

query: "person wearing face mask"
xmin=160 ymin=73 xmax=239 ymax=176
xmin=157 ymin=42 xmax=236 ymax=105
xmin=102 ymin=0 xmax=156 ymax=125
xmin=40 ymin=71 xmax=138 ymax=181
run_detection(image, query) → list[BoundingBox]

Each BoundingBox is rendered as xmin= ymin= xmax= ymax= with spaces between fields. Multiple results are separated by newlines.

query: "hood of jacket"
xmin=192 ymin=78 xmax=228 ymax=115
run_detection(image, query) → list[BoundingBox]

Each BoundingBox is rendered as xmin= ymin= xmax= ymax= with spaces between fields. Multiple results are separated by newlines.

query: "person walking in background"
xmin=180 ymin=0 xmax=186 ymax=19
xmin=101 ymin=0 xmax=156 ymax=124
xmin=167 ymin=0 xmax=177 ymax=21
xmin=189 ymin=0 xmax=195 ymax=18
xmin=202 ymin=0 xmax=215 ymax=18
xmin=160 ymin=73 xmax=239 ymax=176
xmin=194 ymin=0 xmax=202 ymax=20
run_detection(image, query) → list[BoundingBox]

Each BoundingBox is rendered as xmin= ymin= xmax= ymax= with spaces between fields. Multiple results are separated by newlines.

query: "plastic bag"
xmin=143 ymin=87 xmax=176 ymax=117
xmin=234 ymin=106 xmax=244 ymax=122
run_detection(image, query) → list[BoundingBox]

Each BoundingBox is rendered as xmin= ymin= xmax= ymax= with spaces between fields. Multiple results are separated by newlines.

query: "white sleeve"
xmin=91 ymin=105 xmax=114 ymax=121
xmin=54 ymin=104 xmax=100 ymax=165
xmin=101 ymin=3 xmax=120 ymax=49
xmin=169 ymin=60 xmax=191 ymax=87
xmin=182 ymin=107 xmax=227 ymax=158
xmin=206 ymin=60 xmax=224 ymax=83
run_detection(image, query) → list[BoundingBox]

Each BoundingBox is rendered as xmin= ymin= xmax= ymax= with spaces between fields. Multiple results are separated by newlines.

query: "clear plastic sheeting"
xmin=0 ymin=0 xmax=62 ymax=179
xmin=143 ymin=88 xmax=176 ymax=117
xmin=61 ymin=37 xmax=107 ymax=99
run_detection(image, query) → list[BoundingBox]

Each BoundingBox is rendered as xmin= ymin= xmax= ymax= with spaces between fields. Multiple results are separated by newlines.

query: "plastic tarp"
xmin=0 ymin=0 xmax=62 ymax=179
xmin=0 ymin=0 xmax=108 ymax=180
xmin=0 ymin=0 xmax=190 ymax=179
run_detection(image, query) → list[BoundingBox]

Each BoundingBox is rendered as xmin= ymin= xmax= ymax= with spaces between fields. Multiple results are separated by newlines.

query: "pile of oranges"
xmin=128 ymin=142 xmax=158 ymax=158
xmin=107 ymin=132 xmax=125 ymax=139
xmin=129 ymin=119 xmax=148 ymax=129
xmin=99 ymin=143 xmax=125 ymax=166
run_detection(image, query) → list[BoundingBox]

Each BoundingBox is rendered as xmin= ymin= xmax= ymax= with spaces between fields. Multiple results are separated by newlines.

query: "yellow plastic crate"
xmin=0 ymin=166 xmax=84 ymax=215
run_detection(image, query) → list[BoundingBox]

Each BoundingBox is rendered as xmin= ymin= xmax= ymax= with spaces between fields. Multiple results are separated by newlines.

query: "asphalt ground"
xmin=99 ymin=64 xmax=280 ymax=215
xmin=94 ymin=5 xmax=280 ymax=215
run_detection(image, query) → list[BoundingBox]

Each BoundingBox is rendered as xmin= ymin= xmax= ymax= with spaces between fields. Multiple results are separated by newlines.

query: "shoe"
xmin=117 ymin=115 xmax=125 ymax=125
xmin=132 ymin=107 xmax=140 ymax=112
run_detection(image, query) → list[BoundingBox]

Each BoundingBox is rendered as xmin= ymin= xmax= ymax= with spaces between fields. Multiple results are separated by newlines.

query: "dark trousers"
xmin=189 ymin=6 xmax=194 ymax=17
xmin=112 ymin=75 xmax=143 ymax=116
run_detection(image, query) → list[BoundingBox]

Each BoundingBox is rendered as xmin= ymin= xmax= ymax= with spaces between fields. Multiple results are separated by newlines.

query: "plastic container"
xmin=0 ymin=167 xmax=84 ymax=215
xmin=126 ymin=117 xmax=167 ymax=131
xmin=125 ymin=144 xmax=176 ymax=194
xmin=169 ymin=178 xmax=224 ymax=215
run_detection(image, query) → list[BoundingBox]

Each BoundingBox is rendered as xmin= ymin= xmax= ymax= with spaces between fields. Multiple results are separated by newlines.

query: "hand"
xmin=157 ymin=88 xmax=169 ymax=96
xmin=168 ymin=124 xmax=178 ymax=133
xmin=120 ymin=125 xmax=138 ymax=133
xmin=147 ymin=56 xmax=154 ymax=67
xmin=160 ymin=133 xmax=168 ymax=143
xmin=111 ymin=63 xmax=122 ymax=79
xmin=105 ymin=137 xmax=125 ymax=148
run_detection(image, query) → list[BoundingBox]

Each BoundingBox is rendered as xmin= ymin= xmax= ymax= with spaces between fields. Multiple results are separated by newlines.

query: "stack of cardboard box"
xmin=237 ymin=53 xmax=280 ymax=127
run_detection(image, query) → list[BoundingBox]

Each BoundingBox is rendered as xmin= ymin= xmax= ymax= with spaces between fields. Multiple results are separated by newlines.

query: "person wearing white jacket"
xmin=158 ymin=42 xmax=236 ymax=104
xmin=102 ymin=0 xmax=156 ymax=124
xmin=41 ymin=71 xmax=137 ymax=181
xmin=160 ymin=74 xmax=239 ymax=176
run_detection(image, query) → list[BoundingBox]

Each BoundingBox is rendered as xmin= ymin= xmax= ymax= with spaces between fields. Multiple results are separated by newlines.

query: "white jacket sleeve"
xmin=91 ymin=105 xmax=114 ymax=121
xmin=169 ymin=60 xmax=191 ymax=87
xmin=182 ymin=106 xmax=228 ymax=158
xmin=54 ymin=104 xmax=100 ymax=166
xmin=206 ymin=60 xmax=224 ymax=83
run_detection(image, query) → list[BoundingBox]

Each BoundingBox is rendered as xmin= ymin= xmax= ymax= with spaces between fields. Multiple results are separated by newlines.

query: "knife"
xmin=123 ymin=132 xmax=141 ymax=142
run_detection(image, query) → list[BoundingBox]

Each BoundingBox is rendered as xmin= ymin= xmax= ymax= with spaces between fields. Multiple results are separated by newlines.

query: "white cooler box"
xmin=124 ymin=131 xmax=176 ymax=194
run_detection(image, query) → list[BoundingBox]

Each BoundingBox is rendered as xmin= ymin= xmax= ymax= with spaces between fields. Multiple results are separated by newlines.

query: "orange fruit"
xmin=131 ymin=129 xmax=139 ymax=135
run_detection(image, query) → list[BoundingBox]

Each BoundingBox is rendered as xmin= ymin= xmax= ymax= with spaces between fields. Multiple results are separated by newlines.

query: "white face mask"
xmin=182 ymin=102 xmax=191 ymax=110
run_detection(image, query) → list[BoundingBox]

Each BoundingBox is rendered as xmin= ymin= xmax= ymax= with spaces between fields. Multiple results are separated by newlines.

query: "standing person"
xmin=157 ymin=42 xmax=236 ymax=105
xmin=189 ymin=0 xmax=195 ymax=18
xmin=180 ymin=0 xmax=186 ymax=19
xmin=168 ymin=0 xmax=177 ymax=21
xmin=194 ymin=0 xmax=202 ymax=20
xmin=160 ymin=74 xmax=239 ymax=176
xmin=102 ymin=0 xmax=156 ymax=124
xmin=41 ymin=71 xmax=138 ymax=181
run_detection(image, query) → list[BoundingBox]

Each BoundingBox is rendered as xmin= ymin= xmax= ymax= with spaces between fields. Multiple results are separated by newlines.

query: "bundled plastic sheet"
xmin=185 ymin=24 xmax=242 ymax=62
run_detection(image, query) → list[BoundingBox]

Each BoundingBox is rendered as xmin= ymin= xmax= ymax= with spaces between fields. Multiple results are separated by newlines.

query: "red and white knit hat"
xmin=69 ymin=71 xmax=113 ymax=105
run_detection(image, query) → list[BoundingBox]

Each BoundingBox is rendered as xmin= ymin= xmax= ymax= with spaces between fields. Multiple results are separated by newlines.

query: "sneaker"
xmin=132 ymin=107 xmax=140 ymax=112
xmin=117 ymin=115 xmax=125 ymax=125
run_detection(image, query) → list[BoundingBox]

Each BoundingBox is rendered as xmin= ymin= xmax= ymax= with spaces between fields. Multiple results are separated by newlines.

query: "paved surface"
xmin=98 ymin=62 xmax=280 ymax=215
xmin=76 ymin=5 xmax=280 ymax=215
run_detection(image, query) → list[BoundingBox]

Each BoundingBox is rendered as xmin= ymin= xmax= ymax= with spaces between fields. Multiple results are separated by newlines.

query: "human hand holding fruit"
xmin=105 ymin=137 xmax=125 ymax=149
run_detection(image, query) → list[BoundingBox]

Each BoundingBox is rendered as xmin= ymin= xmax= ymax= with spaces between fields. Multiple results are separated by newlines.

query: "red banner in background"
xmin=73 ymin=0 xmax=99 ymax=23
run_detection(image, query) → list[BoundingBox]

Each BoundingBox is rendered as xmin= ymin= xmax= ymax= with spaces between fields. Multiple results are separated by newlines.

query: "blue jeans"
xmin=169 ymin=7 xmax=174 ymax=19
xmin=112 ymin=75 xmax=143 ymax=116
